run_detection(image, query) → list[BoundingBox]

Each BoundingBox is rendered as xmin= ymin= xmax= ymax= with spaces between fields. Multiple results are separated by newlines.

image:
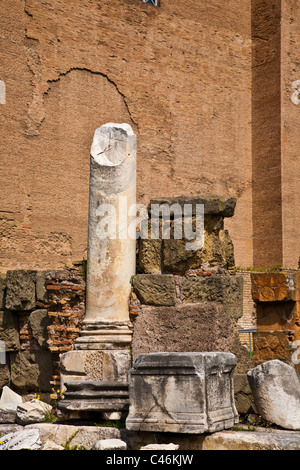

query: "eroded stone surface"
xmin=202 ymin=429 xmax=300 ymax=451
xmin=133 ymin=274 xmax=176 ymax=306
xmin=10 ymin=350 xmax=54 ymax=393
xmin=27 ymin=423 xmax=121 ymax=450
xmin=5 ymin=270 xmax=36 ymax=311
xmin=0 ymin=311 xmax=20 ymax=352
xmin=131 ymin=303 xmax=234 ymax=360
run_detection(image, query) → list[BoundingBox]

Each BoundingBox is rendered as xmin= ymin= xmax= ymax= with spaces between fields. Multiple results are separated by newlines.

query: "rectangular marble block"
xmin=126 ymin=352 xmax=239 ymax=434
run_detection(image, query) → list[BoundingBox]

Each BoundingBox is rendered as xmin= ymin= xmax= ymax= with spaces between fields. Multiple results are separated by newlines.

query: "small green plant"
xmin=79 ymin=257 xmax=87 ymax=281
xmin=94 ymin=417 xmax=126 ymax=430
xmin=62 ymin=430 xmax=86 ymax=450
xmin=266 ymin=264 xmax=283 ymax=273
xmin=130 ymin=274 xmax=136 ymax=286
xmin=43 ymin=409 xmax=57 ymax=423
xmin=233 ymin=265 xmax=283 ymax=273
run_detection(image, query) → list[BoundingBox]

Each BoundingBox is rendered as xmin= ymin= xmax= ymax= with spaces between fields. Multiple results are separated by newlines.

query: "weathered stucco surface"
xmin=0 ymin=0 xmax=253 ymax=270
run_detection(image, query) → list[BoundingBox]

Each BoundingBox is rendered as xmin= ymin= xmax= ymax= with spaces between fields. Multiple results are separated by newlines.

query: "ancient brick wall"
xmin=0 ymin=0 xmax=299 ymax=274
xmin=252 ymin=0 xmax=300 ymax=268
xmin=0 ymin=0 xmax=253 ymax=271
xmin=236 ymin=271 xmax=257 ymax=348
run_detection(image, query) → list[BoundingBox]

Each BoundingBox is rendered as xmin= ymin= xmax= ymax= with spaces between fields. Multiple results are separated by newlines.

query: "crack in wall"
xmin=25 ymin=60 xmax=138 ymax=136
xmin=137 ymin=375 xmax=180 ymax=427
xmin=47 ymin=67 xmax=138 ymax=130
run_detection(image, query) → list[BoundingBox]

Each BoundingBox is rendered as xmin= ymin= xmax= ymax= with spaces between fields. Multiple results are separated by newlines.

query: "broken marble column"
xmin=76 ymin=123 xmax=136 ymax=350
xmin=126 ymin=352 xmax=239 ymax=434
xmin=58 ymin=124 xmax=136 ymax=419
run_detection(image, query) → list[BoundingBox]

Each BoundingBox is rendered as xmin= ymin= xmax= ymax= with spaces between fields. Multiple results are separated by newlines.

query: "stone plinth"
xmin=57 ymin=381 xmax=129 ymax=420
xmin=126 ymin=352 xmax=238 ymax=434
xmin=75 ymin=320 xmax=133 ymax=350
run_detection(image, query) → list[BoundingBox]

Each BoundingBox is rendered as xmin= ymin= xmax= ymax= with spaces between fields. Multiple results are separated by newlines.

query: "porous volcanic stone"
xmin=133 ymin=274 xmax=176 ymax=306
xmin=5 ymin=270 xmax=36 ymax=311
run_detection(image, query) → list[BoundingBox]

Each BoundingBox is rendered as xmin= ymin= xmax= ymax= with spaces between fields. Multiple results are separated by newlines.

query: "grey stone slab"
xmin=28 ymin=309 xmax=51 ymax=348
xmin=10 ymin=350 xmax=54 ymax=393
xmin=27 ymin=423 xmax=121 ymax=450
xmin=0 ymin=408 xmax=17 ymax=424
xmin=36 ymin=272 xmax=48 ymax=302
xmin=0 ymin=423 xmax=23 ymax=436
xmin=182 ymin=274 xmax=243 ymax=320
xmin=16 ymin=399 xmax=52 ymax=425
xmin=92 ymin=438 xmax=127 ymax=450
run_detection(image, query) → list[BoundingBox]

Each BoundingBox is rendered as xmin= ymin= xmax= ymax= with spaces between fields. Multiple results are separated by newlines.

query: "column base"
xmin=74 ymin=320 xmax=133 ymax=350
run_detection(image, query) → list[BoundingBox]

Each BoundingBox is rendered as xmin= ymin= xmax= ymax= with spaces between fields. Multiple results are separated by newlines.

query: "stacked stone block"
xmin=0 ymin=267 xmax=86 ymax=395
xmin=251 ymin=271 xmax=300 ymax=373
xmin=138 ymin=196 xmax=236 ymax=275
xmin=130 ymin=196 xmax=252 ymax=415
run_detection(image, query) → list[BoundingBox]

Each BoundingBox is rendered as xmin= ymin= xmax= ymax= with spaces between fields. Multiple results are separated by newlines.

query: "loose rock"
xmin=16 ymin=399 xmax=52 ymax=425
xmin=0 ymin=386 xmax=23 ymax=424
xmin=0 ymin=428 xmax=42 ymax=450
xmin=247 ymin=360 xmax=300 ymax=430
xmin=92 ymin=438 xmax=127 ymax=450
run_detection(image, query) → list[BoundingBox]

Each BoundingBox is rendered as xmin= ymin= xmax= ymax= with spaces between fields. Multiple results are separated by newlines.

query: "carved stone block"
xmin=126 ymin=352 xmax=238 ymax=434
